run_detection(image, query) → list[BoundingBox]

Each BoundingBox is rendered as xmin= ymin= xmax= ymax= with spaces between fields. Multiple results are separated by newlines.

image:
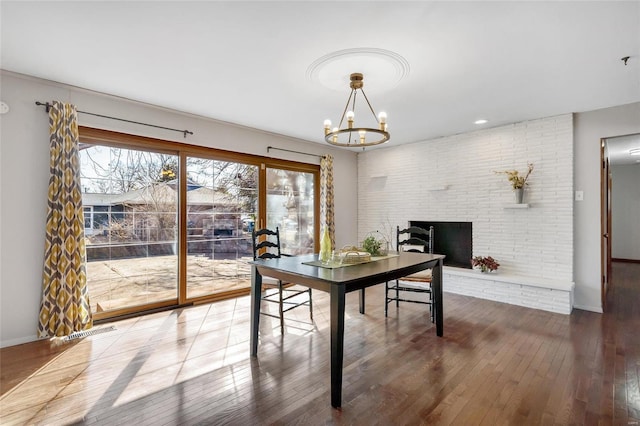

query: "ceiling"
xmin=607 ymin=134 xmax=640 ymax=166
xmin=1 ymin=1 xmax=639 ymax=154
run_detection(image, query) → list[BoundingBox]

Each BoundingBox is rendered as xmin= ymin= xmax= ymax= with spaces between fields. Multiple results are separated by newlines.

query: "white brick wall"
xmin=358 ymin=115 xmax=575 ymax=312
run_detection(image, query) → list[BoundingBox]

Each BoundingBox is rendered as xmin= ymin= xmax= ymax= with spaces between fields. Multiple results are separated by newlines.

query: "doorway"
xmin=601 ymin=133 xmax=640 ymax=310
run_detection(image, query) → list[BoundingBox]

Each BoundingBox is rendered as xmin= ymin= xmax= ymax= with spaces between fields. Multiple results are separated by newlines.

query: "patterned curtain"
xmin=38 ymin=101 xmax=92 ymax=338
xmin=320 ymin=155 xmax=335 ymax=247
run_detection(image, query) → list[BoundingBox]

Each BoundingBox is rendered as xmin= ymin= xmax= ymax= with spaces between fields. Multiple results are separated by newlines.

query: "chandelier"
xmin=323 ymin=73 xmax=390 ymax=149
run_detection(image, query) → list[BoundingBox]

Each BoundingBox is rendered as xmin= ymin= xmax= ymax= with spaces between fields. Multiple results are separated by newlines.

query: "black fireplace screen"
xmin=409 ymin=221 xmax=472 ymax=269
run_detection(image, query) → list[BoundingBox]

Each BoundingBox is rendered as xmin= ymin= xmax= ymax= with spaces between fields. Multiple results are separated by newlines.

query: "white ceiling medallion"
xmin=307 ymin=48 xmax=410 ymax=93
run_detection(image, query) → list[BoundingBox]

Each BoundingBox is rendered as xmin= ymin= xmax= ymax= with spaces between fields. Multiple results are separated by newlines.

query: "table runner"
xmin=302 ymin=253 xmax=398 ymax=269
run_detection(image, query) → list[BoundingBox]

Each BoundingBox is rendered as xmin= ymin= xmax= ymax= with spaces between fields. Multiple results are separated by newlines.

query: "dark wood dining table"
xmin=249 ymin=251 xmax=445 ymax=408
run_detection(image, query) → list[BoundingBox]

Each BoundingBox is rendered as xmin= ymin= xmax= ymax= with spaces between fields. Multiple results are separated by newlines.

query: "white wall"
xmin=357 ymin=115 xmax=574 ymax=281
xmin=0 ymin=71 xmax=358 ymax=347
xmin=573 ymin=102 xmax=640 ymax=312
xmin=611 ymin=164 xmax=640 ymax=260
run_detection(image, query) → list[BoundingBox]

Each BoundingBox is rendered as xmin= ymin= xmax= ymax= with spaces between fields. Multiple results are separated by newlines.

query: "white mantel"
xmin=443 ymin=267 xmax=574 ymax=314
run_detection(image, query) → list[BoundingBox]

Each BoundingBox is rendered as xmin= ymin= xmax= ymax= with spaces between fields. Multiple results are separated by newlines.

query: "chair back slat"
xmin=400 ymin=237 xmax=430 ymax=252
xmin=255 ymin=240 xmax=279 ymax=251
xmin=254 ymin=228 xmax=278 ymax=237
xmin=257 ymin=252 xmax=280 ymax=260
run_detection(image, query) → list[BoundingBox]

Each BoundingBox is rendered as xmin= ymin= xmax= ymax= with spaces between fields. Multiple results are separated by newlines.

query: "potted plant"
xmin=471 ymin=256 xmax=500 ymax=273
xmin=361 ymin=233 xmax=388 ymax=256
xmin=495 ymin=163 xmax=534 ymax=203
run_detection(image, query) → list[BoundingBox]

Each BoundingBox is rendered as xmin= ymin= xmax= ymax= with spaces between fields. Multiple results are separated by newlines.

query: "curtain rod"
xmin=267 ymin=146 xmax=323 ymax=158
xmin=35 ymin=101 xmax=194 ymax=138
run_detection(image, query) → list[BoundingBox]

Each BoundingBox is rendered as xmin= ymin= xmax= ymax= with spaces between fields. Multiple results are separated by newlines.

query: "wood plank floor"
xmin=2 ymin=262 xmax=639 ymax=425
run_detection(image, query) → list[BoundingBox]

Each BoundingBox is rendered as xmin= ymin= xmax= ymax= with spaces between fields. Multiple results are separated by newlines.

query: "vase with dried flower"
xmin=495 ymin=163 xmax=534 ymax=203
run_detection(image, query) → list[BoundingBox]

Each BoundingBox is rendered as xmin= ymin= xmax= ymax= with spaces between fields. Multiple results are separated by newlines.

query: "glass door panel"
xmin=266 ymin=168 xmax=315 ymax=255
xmin=185 ymin=157 xmax=258 ymax=299
xmin=79 ymin=146 xmax=178 ymax=313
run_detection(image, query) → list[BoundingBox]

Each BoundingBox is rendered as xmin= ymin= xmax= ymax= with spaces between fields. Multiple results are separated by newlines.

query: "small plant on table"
xmin=362 ymin=234 xmax=387 ymax=256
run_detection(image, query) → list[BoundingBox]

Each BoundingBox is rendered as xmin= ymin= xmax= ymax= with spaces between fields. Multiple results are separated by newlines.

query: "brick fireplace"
xmin=358 ymin=114 xmax=575 ymax=314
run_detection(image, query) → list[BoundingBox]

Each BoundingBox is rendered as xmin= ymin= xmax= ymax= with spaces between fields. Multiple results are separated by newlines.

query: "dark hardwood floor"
xmin=1 ymin=262 xmax=639 ymax=425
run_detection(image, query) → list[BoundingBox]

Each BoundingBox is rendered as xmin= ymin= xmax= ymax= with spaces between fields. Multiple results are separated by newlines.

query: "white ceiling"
xmin=1 ymin=1 xmax=639 ymax=154
xmin=607 ymin=134 xmax=640 ymax=166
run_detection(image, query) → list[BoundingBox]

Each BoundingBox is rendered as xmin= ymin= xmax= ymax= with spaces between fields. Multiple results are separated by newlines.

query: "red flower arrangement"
xmin=471 ymin=256 xmax=500 ymax=273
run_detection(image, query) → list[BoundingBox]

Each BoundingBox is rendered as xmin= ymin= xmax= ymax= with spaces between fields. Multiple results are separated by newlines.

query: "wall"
xmin=2 ymin=73 xmax=637 ymax=347
xmin=0 ymin=71 xmax=358 ymax=347
xmin=611 ymin=164 xmax=640 ymax=260
xmin=358 ymin=115 xmax=574 ymax=282
xmin=358 ymin=103 xmax=640 ymax=314
xmin=573 ymin=102 xmax=640 ymax=312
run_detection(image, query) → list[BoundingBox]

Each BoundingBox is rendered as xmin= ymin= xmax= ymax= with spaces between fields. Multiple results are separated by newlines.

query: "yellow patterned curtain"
xmin=38 ymin=101 xmax=92 ymax=338
xmin=320 ymin=155 xmax=335 ymax=247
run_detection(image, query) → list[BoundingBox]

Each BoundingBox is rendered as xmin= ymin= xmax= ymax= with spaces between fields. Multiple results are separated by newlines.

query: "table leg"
xmin=359 ymin=288 xmax=365 ymax=314
xmin=330 ymin=285 xmax=346 ymax=408
xmin=433 ymin=259 xmax=443 ymax=337
xmin=250 ymin=265 xmax=262 ymax=356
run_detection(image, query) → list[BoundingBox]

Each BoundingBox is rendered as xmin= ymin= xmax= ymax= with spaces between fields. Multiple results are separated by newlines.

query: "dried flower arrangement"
xmin=471 ymin=256 xmax=500 ymax=273
xmin=495 ymin=163 xmax=534 ymax=189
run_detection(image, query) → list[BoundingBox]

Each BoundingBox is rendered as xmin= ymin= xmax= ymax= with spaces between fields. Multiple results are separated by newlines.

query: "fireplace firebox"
xmin=409 ymin=221 xmax=472 ymax=269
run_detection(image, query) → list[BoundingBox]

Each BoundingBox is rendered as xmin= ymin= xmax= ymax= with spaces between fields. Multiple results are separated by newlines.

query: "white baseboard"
xmin=1 ymin=334 xmax=39 ymax=348
xmin=572 ymin=304 xmax=603 ymax=314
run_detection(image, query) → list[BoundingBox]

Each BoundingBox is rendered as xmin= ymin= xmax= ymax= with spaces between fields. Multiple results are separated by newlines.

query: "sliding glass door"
xmin=79 ymin=126 xmax=319 ymax=319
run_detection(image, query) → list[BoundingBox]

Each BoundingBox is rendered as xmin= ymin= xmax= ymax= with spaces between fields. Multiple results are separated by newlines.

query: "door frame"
xmin=600 ymin=138 xmax=612 ymax=311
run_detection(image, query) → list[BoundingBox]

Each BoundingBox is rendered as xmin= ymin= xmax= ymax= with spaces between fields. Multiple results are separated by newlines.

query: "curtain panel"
xmin=38 ymin=101 xmax=92 ymax=338
xmin=320 ymin=155 xmax=335 ymax=247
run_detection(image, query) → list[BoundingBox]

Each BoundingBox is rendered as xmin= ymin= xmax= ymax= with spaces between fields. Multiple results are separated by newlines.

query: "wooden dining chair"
xmin=252 ymin=227 xmax=312 ymax=333
xmin=385 ymin=225 xmax=435 ymax=322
